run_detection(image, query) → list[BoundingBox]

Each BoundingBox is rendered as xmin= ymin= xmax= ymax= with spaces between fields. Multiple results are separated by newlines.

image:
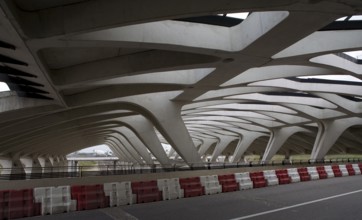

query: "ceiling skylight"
xmin=344 ymin=50 xmax=362 ymax=60
xmin=336 ymin=16 xmax=347 ymax=21
xmin=218 ymin=12 xmax=249 ymax=20
xmin=0 ymin=82 xmax=10 ymax=92
xmin=348 ymin=15 xmax=362 ymax=21
xmin=336 ymin=15 xmax=362 ymax=21
xmin=298 ymin=75 xmax=362 ymax=82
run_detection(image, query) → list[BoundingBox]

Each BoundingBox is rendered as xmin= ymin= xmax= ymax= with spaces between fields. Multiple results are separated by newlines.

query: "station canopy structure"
xmin=0 ymin=0 xmax=362 ymax=169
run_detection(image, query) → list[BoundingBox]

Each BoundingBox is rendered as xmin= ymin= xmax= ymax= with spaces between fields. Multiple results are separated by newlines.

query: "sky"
xmin=78 ymin=144 xmax=111 ymax=153
xmin=345 ymin=51 xmax=362 ymax=59
xmin=0 ymin=82 xmax=10 ymax=92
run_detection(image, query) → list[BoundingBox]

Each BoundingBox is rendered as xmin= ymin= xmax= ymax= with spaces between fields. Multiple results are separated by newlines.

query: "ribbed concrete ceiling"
xmin=0 ymin=0 xmax=361 ymax=165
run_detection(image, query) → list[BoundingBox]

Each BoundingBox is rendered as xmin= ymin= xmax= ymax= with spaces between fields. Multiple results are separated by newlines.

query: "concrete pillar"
xmin=107 ymin=142 xmax=129 ymax=162
xmin=284 ymin=150 xmax=290 ymax=160
xmin=115 ymin=127 xmax=154 ymax=165
xmin=211 ymin=136 xmax=239 ymax=162
xmin=311 ymin=118 xmax=362 ymax=160
xmin=60 ymin=156 xmax=68 ymax=173
xmin=231 ymin=134 xmax=264 ymax=163
xmin=10 ymin=157 xmax=26 ymax=180
xmin=240 ymin=155 xmax=245 ymax=163
xmin=123 ymin=94 xmax=202 ymax=164
xmin=120 ymin=115 xmax=171 ymax=165
xmin=198 ymin=139 xmax=218 ymax=158
xmin=20 ymin=156 xmax=43 ymax=179
xmin=52 ymin=156 xmax=59 ymax=173
xmin=193 ymin=139 xmax=202 ymax=151
xmin=41 ymin=156 xmax=54 ymax=177
xmin=20 ymin=157 xmax=33 ymax=176
xmin=107 ymin=139 xmax=138 ymax=163
xmin=262 ymin=126 xmax=310 ymax=162
xmin=0 ymin=157 xmax=26 ymax=179
xmin=107 ymin=136 xmax=145 ymax=164
xmin=168 ymin=148 xmax=176 ymax=158
xmin=53 ymin=156 xmax=63 ymax=177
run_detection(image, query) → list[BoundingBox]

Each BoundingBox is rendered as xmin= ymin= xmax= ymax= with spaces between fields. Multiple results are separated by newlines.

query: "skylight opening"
xmin=336 ymin=16 xmax=347 ymax=21
xmin=297 ymin=75 xmax=362 ymax=82
xmin=344 ymin=50 xmax=362 ymax=60
xmin=0 ymin=82 xmax=10 ymax=92
xmin=335 ymin=15 xmax=362 ymax=21
xmin=218 ymin=12 xmax=249 ymax=20
xmin=349 ymin=15 xmax=362 ymax=21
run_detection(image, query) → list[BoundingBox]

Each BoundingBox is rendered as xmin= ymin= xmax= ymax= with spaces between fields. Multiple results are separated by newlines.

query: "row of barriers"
xmin=0 ymin=163 xmax=361 ymax=219
xmin=2 ymin=158 xmax=362 ymax=180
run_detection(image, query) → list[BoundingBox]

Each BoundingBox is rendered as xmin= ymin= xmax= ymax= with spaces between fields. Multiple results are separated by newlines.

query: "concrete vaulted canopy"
xmin=0 ymin=0 xmax=362 ymax=171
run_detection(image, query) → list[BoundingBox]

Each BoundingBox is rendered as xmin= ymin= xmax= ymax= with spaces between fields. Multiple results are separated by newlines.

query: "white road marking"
xmin=229 ymin=189 xmax=362 ymax=220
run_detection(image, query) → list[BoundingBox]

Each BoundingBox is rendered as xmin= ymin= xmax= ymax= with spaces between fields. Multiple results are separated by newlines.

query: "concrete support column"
xmin=284 ymin=150 xmax=291 ymax=160
xmin=211 ymin=136 xmax=238 ymax=162
xmin=198 ymin=139 xmax=218 ymax=159
xmin=60 ymin=156 xmax=68 ymax=173
xmin=311 ymin=118 xmax=362 ymax=160
xmin=115 ymin=127 xmax=154 ymax=165
xmin=193 ymin=139 xmax=202 ymax=151
xmin=107 ymin=139 xmax=138 ymax=163
xmin=126 ymin=136 xmax=155 ymax=164
xmin=120 ymin=115 xmax=171 ymax=165
xmin=41 ymin=156 xmax=54 ymax=177
xmin=107 ymin=136 xmax=145 ymax=164
xmin=231 ymin=134 xmax=263 ymax=163
xmin=52 ymin=156 xmax=60 ymax=174
xmin=9 ymin=157 xmax=26 ymax=180
xmin=21 ymin=156 xmax=43 ymax=179
xmin=108 ymin=143 xmax=131 ymax=163
xmin=168 ymin=148 xmax=176 ymax=158
xmin=0 ymin=157 xmax=26 ymax=179
xmin=262 ymin=126 xmax=310 ymax=162
xmin=20 ymin=157 xmax=33 ymax=176
xmin=124 ymin=94 xmax=202 ymax=164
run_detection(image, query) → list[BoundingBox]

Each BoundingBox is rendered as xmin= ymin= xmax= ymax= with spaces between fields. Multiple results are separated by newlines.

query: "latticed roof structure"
xmin=0 ymin=0 xmax=361 ymax=168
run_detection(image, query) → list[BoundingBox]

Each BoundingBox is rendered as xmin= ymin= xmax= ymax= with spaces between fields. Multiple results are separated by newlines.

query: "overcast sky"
xmin=78 ymin=145 xmax=111 ymax=153
xmin=0 ymin=82 xmax=9 ymax=92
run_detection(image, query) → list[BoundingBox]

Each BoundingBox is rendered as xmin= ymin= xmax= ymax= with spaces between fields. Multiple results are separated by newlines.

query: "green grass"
xmin=325 ymin=154 xmax=362 ymax=159
xmin=290 ymin=154 xmax=311 ymax=161
xmin=78 ymin=161 xmax=97 ymax=167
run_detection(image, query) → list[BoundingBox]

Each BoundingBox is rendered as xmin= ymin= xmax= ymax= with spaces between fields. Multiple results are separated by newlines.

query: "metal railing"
xmin=1 ymin=158 xmax=361 ymax=180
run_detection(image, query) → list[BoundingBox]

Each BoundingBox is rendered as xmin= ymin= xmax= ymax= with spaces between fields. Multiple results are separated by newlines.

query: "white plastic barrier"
xmin=263 ymin=170 xmax=279 ymax=186
xmin=34 ymin=187 xmax=51 ymax=215
xmin=352 ymin=164 xmax=361 ymax=175
xmin=199 ymin=175 xmax=222 ymax=195
xmin=338 ymin=165 xmax=349 ymax=176
xmin=287 ymin=168 xmax=300 ymax=182
xmin=104 ymin=181 xmax=134 ymax=206
xmin=51 ymin=186 xmax=72 ymax=213
xmin=104 ymin=182 xmax=119 ymax=206
xmin=324 ymin=166 xmax=335 ymax=178
xmin=157 ymin=178 xmax=184 ymax=200
xmin=234 ymin=172 xmax=253 ymax=190
xmin=307 ymin=167 xmax=319 ymax=180
xmin=34 ymin=186 xmax=75 ymax=215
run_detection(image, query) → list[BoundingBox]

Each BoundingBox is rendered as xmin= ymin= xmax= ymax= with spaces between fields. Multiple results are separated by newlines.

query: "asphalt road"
xmin=24 ymin=175 xmax=362 ymax=220
xmin=123 ymin=175 xmax=362 ymax=220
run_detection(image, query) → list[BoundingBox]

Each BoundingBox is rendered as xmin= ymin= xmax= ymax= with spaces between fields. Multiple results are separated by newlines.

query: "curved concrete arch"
xmin=1 ymin=1 xmax=362 ymax=168
xmin=273 ymin=30 xmax=362 ymax=59
xmin=261 ymin=126 xmax=312 ymax=161
xmin=311 ymin=118 xmax=362 ymax=160
xmin=221 ymin=65 xmax=339 ymax=87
